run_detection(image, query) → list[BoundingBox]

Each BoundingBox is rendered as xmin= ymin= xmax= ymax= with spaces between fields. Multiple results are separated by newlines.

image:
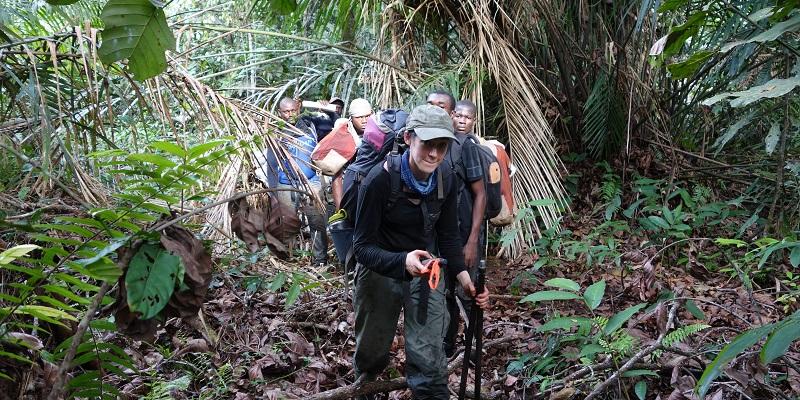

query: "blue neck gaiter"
xmin=400 ymin=151 xmax=437 ymax=196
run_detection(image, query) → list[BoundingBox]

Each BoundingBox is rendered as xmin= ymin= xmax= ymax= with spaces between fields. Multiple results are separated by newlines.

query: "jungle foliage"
xmin=1 ymin=0 xmax=800 ymax=398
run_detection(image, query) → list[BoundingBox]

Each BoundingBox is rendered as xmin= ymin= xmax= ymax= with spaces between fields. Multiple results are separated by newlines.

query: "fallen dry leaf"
xmin=550 ymin=387 xmax=575 ymax=400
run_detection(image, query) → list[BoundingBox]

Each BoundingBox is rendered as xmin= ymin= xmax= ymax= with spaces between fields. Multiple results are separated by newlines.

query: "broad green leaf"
xmin=14 ymin=305 xmax=77 ymax=321
xmin=658 ymin=0 xmax=690 ymax=12
xmin=748 ymin=7 xmax=774 ymax=22
xmin=127 ymin=153 xmax=176 ymax=169
xmin=758 ymin=241 xmax=798 ymax=268
xmin=583 ymin=280 xmax=606 ymax=311
xmin=268 ymin=272 xmax=287 ymax=292
xmin=647 ymin=216 xmax=670 ymax=229
xmin=685 ymin=299 xmax=706 ymax=320
xmin=760 ymin=315 xmax=800 ymax=364
xmin=715 ymin=238 xmax=747 ymax=248
xmin=623 ymin=198 xmax=645 ymax=218
xmin=75 ymin=236 xmax=130 ymax=267
xmin=188 ymin=139 xmax=227 ymax=158
xmin=790 ymin=246 xmax=800 ymax=268
xmin=86 ymin=258 xmax=124 ymax=281
xmin=696 ymin=323 xmax=774 ymax=398
xmin=520 ymin=290 xmax=580 ymax=304
xmin=90 ymin=319 xmax=117 ymax=332
xmin=663 ymin=12 xmax=706 ymax=57
xmin=35 ymin=295 xmax=77 ymax=312
xmin=0 ymin=350 xmax=33 ymax=364
xmin=34 ymin=223 xmax=94 ymax=238
xmin=43 ymin=285 xmax=91 ymax=305
xmin=579 ymin=343 xmax=606 ymax=358
xmin=604 ymin=303 xmax=647 ymax=335
xmin=527 ymin=198 xmax=556 ymax=207
xmin=721 ymin=14 xmax=800 ymax=52
xmin=622 ymin=369 xmax=659 ymax=377
xmin=88 ymin=149 xmax=128 ymax=158
xmin=149 ymin=141 xmax=187 ymax=158
xmin=712 ymin=112 xmax=755 ymax=154
xmin=536 ymin=317 xmax=592 ymax=332
xmin=0 ymin=244 xmax=40 ymax=265
xmin=635 ymin=380 xmax=647 ymax=400
xmin=543 ymin=278 xmax=580 ymax=292
xmin=285 ymin=282 xmax=302 ymax=309
xmin=268 ymin=0 xmax=298 ymax=15
xmin=125 ymin=243 xmax=183 ymax=319
xmin=667 ymin=50 xmax=714 ymax=79
xmin=99 ymin=0 xmax=176 ymax=81
xmin=703 ymin=76 xmax=800 ymax=108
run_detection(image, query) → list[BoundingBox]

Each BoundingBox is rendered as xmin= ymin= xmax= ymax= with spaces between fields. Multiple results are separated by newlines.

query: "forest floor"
xmin=111 ymin=161 xmax=799 ymax=400
xmin=116 ymin=224 xmax=793 ymax=400
xmin=5 ymin=160 xmax=799 ymax=399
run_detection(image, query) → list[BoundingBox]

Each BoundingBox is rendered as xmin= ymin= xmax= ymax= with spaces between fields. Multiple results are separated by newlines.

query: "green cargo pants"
xmin=353 ymin=263 xmax=450 ymax=399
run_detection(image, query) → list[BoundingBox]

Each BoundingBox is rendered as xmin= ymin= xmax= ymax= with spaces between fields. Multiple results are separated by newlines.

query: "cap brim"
xmin=413 ymin=127 xmax=455 ymax=141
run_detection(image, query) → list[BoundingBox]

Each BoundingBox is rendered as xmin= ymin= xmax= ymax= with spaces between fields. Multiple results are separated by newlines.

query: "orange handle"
xmin=420 ymin=258 xmax=441 ymax=289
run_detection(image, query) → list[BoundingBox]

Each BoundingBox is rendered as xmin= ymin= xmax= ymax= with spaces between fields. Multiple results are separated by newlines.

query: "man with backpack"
xmin=441 ymin=99 xmax=490 ymax=357
xmin=427 ymin=90 xmax=456 ymax=114
xmin=329 ymin=98 xmax=373 ymax=209
xmin=273 ymin=97 xmax=329 ymax=266
xmin=351 ymin=104 xmax=489 ymax=399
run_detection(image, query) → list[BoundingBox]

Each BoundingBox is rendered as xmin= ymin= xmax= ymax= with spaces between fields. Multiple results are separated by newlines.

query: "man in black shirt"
xmin=443 ymin=99 xmax=488 ymax=357
xmin=352 ymin=104 xmax=489 ymax=399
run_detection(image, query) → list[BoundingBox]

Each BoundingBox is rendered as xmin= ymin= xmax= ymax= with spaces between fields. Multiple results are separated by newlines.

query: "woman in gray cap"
xmin=351 ymin=104 xmax=490 ymax=399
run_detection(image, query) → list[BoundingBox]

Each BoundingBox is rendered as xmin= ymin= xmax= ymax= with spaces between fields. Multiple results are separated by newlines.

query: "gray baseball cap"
xmin=405 ymin=104 xmax=455 ymax=141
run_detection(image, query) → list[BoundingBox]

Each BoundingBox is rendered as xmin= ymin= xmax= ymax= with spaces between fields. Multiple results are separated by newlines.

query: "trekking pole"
xmin=458 ymin=260 xmax=486 ymax=400
xmin=473 ymin=260 xmax=486 ymax=399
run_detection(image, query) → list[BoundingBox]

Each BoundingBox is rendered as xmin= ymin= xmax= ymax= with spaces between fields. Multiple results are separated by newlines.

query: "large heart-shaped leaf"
xmin=99 ymin=0 xmax=176 ymax=81
xmin=125 ymin=243 xmax=183 ymax=319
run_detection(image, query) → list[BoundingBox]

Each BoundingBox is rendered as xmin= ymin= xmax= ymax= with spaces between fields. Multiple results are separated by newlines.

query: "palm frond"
xmin=455 ymin=0 xmax=568 ymax=255
xmin=582 ymin=70 xmax=626 ymax=160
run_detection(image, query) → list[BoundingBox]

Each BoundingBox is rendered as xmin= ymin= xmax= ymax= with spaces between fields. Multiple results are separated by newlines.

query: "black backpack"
xmin=447 ymin=133 xmax=503 ymax=220
xmin=340 ymin=109 xmax=409 ymax=224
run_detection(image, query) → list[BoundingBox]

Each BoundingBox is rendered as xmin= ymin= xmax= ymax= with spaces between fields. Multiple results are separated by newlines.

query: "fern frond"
xmin=593 ymin=316 xmax=609 ymax=330
xmin=652 ymin=323 xmax=711 ymax=360
xmin=663 ymin=323 xmax=711 ymax=348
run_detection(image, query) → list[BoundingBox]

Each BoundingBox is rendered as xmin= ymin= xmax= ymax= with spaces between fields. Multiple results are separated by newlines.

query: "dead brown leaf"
xmin=228 ymin=195 xmax=300 ymax=258
xmin=550 ymin=387 xmax=575 ymax=400
xmin=5 ymin=332 xmax=43 ymax=350
xmin=160 ymin=224 xmax=212 ymax=318
xmin=284 ymin=331 xmax=313 ymax=356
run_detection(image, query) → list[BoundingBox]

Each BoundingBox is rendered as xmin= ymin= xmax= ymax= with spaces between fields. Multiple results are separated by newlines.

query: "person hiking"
xmin=351 ymin=104 xmax=489 ymax=399
xmin=443 ymin=99 xmax=488 ymax=357
xmin=329 ymin=96 xmax=345 ymax=116
xmin=427 ymin=90 xmax=456 ymax=115
xmin=330 ymin=98 xmax=373 ymax=209
xmin=273 ymin=97 xmax=329 ymax=266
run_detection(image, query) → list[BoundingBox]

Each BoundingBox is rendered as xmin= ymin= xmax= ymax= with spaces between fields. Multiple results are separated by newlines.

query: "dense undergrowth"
xmin=2 ymin=152 xmax=799 ymax=399
xmin=2 ymin=0 xmax=800 ymax=399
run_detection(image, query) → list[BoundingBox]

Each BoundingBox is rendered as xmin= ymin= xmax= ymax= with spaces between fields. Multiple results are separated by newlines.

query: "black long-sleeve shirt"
xmin=353 ymin=160 xmax=466 ymax=282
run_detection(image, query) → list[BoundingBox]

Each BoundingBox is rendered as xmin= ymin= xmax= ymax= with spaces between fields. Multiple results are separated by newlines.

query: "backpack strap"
xmin=386 ymin=154 xmax=403 ymax=211
xmin=437 ymin=168 xmax=444 ymax=200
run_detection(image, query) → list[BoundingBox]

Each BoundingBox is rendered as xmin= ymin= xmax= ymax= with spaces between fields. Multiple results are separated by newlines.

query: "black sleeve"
xmin=462 ymin=140 xmax=485 ymax=183
xmin=353 ymin=167 xmax=409 ymax=280
xmin=300 ymin=114 xmax=334 ymax=141
xmin=435 ymin=173 xmax=467 ymax=281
